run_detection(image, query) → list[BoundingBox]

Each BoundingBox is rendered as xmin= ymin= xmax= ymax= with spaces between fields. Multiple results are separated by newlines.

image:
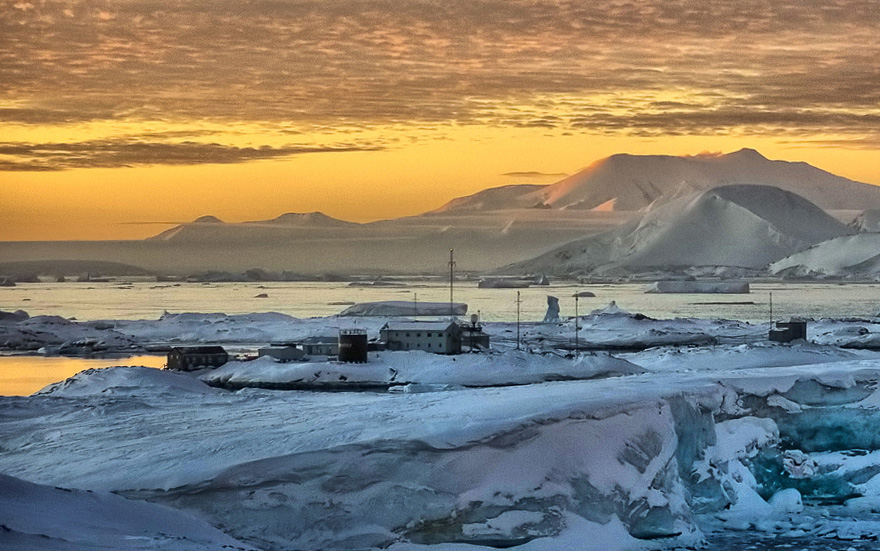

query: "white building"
xmin=380 ymin=321 xmax=462 ymax=354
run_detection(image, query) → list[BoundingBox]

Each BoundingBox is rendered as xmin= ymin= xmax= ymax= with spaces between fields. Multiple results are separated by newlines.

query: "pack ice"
xmin=6 ymin=315 xmax=880 ymax=549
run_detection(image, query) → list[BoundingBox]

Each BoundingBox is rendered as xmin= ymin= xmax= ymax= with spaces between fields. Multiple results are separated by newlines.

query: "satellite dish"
xmin=470 ymin=314 xmax=479 ymax=325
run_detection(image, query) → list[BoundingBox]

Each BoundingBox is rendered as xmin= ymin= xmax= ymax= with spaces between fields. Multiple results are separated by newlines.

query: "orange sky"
xmin=2 ymin=1 xmax=879 ymax=241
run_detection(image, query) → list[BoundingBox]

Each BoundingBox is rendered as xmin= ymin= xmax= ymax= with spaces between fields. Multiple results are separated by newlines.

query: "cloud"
xmin=1 ymin=0 xmax=878 ymax=143
xmin=0 ymin=139 xmax=381 ymax=171
xmin=502 ymin=171 xmax=568 ymax=180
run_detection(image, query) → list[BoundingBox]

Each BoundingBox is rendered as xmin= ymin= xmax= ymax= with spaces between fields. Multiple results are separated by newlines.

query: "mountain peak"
xmin=193 ymin=215 xmax=224 ymax=224
xmin=264 ymin=212 xmax=355 ymax=226
xmin=726 ymin=148 xmax=767 ymax=160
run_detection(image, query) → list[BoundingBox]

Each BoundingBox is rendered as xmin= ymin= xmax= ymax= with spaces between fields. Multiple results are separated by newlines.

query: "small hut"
xmin=769 ymin=319 xmax=808 ymax=343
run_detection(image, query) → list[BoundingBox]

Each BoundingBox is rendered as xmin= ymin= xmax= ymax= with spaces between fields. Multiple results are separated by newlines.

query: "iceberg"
xmin=646 ymin=280 xmax=750 ymax=294
xmin=340 ymin=300 xmax=467 ymax=316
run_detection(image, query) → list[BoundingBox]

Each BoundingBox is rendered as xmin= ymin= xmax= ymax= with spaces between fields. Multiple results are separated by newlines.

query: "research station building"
xmin=380 ymin=321 xmax=462 ymax=354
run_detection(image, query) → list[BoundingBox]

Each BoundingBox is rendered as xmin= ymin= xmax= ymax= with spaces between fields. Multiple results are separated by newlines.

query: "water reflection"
xmin=0 ymin=355 xmax=167 ymax=396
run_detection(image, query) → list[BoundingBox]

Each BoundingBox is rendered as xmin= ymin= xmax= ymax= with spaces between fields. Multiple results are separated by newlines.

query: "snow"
xmin=340 ymin=301 xmax=467 ymax=316
xmin=851 ymin=209 xmax=880 ymax=232
xmin=770 ymin=233 xmax=880 ymax=277
xmin=8 ymin=311 xmax=880 ymax=549
xmin=524 ymin=149 xmax=880 ymax=213
xmin=202 ymin=351 xmax=645 ymax=390
xmin=0 ymin=473 xmax=255 ymax=550
xmin=37 ymin=366 xmax=220 ymax=397
xmin=507 ymin=185 xmax=848 ymax=275
xmin=645 ymin=280 xmax=750 ymax=294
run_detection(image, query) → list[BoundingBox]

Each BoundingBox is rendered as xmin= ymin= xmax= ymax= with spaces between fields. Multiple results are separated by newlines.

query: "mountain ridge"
xmin=432 ymin=149 xmax=880 ymax=214
xmin=503 ymin=184 xmax=852 ymax=276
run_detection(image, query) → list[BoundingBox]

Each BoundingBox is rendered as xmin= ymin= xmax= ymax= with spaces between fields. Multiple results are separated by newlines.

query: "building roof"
xmin=169 ymin=346 xmax=227 ymax=355
xmin=381 ymin=321 xmax=458 ymax=332
xmin=298 ymin=336 xmax=338 ymax=344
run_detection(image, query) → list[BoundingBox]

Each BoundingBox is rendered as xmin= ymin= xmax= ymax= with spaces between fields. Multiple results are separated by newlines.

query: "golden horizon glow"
xmin=2 ymin=1 xmax=880 ymax=240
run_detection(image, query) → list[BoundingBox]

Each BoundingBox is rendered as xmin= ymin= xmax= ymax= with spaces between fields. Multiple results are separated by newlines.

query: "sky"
xmin=2 ymin=0 xmax=880 ymax=240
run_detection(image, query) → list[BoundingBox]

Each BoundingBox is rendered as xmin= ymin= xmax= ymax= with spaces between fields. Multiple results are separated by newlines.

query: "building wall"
xmin=381 ymin=329 xmax=461 ymax=354
xmin=167 ymin=352 xmax=228 ymax=371
xmin=302 ymin=343 xmax=338 ymax=356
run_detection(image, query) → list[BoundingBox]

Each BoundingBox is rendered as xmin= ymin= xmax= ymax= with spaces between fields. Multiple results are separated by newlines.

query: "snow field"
xmin=5 ymin=346 xmax=880 ymax=548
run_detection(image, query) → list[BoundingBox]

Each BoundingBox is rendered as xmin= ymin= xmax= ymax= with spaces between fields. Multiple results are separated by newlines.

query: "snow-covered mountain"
xmin=851 ymin=209 xmax=880 ymax=232
xmin=149 ymin=211 xmax=355 ymax=242
xmin=504 ymin=185 xmax=851 ymax=276
xmin=434 ymin=149 xmax=880 ymax=213
xmin=428 ymin=184 xmax=547 ymax=213
xmin=770 ymin=233 xmax=880 ymax=277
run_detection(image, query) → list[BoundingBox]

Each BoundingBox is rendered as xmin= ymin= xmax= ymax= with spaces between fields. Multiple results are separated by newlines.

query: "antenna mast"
xmin=574 ymin=292 xmax=580 ymax=353
xmin=448 ymin=248 xmax=455 ymax=319
xmin=769 ymin=292 xmax=773 ymax=330
xmin=516 ymin=291 xmax=522 ymax=350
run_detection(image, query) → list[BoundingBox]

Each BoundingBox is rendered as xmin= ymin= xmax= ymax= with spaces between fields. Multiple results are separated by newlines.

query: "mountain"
xmin=193 ymin=215 xmax=224 ymax=224
xmin=433 ymin=149 xmax=880 ymax=213
xmin=503 ymin=185 xmax=852 ymax=276
xmin=770 ymin=233 xmax=880 ymax=277
xmin=428 ymin=184 xmax=547 ymax=213
xmin=850 ymin=209 xmax=880 ymax=232
xmin=149 ymin=212 xmax=357 ymax=242
xmin=258 ymin=212 xmax=358 ymax=227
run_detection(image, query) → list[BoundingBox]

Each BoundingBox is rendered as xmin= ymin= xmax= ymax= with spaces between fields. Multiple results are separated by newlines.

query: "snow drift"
xmin=201 ymin=350 xmax=645 ymax=390
xmin=505 ymin=185 xmax=850 ymax=275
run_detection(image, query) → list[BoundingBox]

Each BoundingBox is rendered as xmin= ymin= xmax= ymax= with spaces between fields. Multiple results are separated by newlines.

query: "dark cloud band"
xmin=0 ymin=140 xmax=381 ymax=171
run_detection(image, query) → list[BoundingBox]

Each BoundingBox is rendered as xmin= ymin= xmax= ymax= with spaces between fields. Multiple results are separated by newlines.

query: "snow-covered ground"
xmin=6 ymin=311 xmax=880 ymax=550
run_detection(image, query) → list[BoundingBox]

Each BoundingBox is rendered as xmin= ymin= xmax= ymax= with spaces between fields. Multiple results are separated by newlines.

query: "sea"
xmin=2 ymin=279 xmax=880 ymax=395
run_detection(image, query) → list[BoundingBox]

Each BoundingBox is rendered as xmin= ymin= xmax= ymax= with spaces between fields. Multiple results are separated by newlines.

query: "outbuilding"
xmin=769 ymin=319 xmax=808 ymax=343
xmin=299 ymin=336 xmax=339 ymax=357
xmin=258 ymin=346 xmax=306 ymax=362
xmin=380 ymin=321 xmax=462 ymax=354
xmin=166 ymin=346 xmax=229 ymax=371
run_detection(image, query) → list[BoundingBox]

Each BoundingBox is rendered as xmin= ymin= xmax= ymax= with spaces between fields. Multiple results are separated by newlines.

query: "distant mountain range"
xmin=3 ymin=149 xmax=880 ymax=276
xmin=430 ymin=148 xmax=880 ymax=213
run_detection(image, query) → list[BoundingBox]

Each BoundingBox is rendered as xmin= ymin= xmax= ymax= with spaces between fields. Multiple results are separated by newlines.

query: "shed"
xmin=258 ymin=346 xmax=306 ymax=362
xmin=770 ymin=319 xmax=808 ymax=343
xmin=380 ymin=321 xmax=462 ymax=355
xmin=299 ymin=336 xmax=339 ymax=357
xmin=462 ymin=327 xmax=491 ymax=350
xmin=167 ymin=346 xmax=228 ymax=371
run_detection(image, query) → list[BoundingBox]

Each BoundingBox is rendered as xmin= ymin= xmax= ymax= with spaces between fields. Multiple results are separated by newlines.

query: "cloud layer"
xmin=0 ymin=139 xmax=379 ymax=170
xmin=2 ymin=0 xmax=878 ymax=168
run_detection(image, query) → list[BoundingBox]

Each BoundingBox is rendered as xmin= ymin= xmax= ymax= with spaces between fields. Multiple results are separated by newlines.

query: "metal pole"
xmin=449 ymin=249 xmax=455 ymax=319
xmin=769 ymin=292 xmax=773 ymax=330
xmin=413 ymin=292 xmax=418 ymax=316
xmin=516 ymin=291 xmax=521 ymax=350
xmin=574 ymin=293 xmax=579 ymax=352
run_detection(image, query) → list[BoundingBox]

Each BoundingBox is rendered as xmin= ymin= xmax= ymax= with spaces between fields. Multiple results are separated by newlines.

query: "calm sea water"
xmin=0 ymin=354 xmax=166 ymax=396
xmin=2 ymin=280 xmax=880 ymax=395
xmin=3 ymin=279 xmax=880 ymax=323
